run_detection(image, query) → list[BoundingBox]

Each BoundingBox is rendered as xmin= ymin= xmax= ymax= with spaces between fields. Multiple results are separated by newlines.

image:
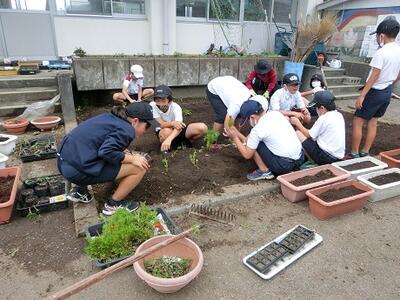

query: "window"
xmin=0 ymin=0 xmax=49 ymax=10
xmin=112 ymin=0 xmax=145 ymax=15
xmin=244 ymin=0 xmax=271 ymax=22
xmin=273 ymin=0 xmax=297 ymax=23
xmin=177 ymin=0 xmax=207 ymax=18
xmin=64 ymin=0 xmax=144 ymax=16
xmin=209 ymin=0 xmax=240 ymax=22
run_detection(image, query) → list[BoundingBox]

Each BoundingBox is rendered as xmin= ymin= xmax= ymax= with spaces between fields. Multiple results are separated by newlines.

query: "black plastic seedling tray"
xmin=19 ymin=135 xmax=57 ymax=162
xmin=279 ymin=225 xmax=314 ymax=254
xmin=16 ymin=174 xmax=68 ymax=217
xmin=246 ymin=242 xmax=288 ymax=274
xmin=85 ymin=208 xmax=181 ymax=269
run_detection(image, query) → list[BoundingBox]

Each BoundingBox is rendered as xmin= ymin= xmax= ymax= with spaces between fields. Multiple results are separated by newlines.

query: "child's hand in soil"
xmin=224 ymin=126 xmax=238 ymax=140
xmin=291 ymin=111 xmax=304 ymax=121
xmin=172 ymin=121 xmax=186 ymax=130
xmin=161 ymin=139 xmax=172 ymax=152
xmin=131 ymin=154 xmax=150 ymax=170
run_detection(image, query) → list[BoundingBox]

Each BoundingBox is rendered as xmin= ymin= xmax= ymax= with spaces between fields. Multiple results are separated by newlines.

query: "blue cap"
xmin=240 ymin=100 xmax=263 ymax=119
xmin=309 ymin=90 xmax=335 ymax=107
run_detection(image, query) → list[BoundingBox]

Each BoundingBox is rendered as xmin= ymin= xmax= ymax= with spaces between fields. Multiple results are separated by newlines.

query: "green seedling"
xmin=26 ymin=211 xmax=40 ymax=221
xmin=161 ymin=157 xmax=169 ymax=174
xmin=204 ymin=129 xmax=220 ymax=149
xmin=144 ymin=256 xmax=192 ymax=279
xmin=228 ymin=117 xmax=234 ymax=128
xmin=189 ymin=150 xmax=199 ymax=168
xmin=182 ymin=108 xmax=192 ymax=117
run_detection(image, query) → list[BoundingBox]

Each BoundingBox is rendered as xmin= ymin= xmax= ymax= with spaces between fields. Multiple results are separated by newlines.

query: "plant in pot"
xmin=1 ymin=117 xmax=29 ymax=135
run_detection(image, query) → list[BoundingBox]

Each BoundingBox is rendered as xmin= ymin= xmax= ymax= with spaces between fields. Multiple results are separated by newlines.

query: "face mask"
xmin=249 ymin=117 xmax=257 ymax=128
xmin=311 ymin=81 xmax=321 ymax=88
xmin=157 ymin=104 xmax=169 ymax=113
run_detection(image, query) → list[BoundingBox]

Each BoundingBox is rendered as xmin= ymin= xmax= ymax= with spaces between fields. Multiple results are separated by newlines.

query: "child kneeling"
xmin=290 ymin=91 xmax=345 ymax=165
xmin=225 ymin=100 xmax=304 ymax=180
xmin=150 ymin=85 xmax=208 ymax=151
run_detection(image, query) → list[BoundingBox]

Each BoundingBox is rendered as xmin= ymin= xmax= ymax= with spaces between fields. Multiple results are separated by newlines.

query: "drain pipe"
xmin=162 ymin=0 xmax=169 ymax=55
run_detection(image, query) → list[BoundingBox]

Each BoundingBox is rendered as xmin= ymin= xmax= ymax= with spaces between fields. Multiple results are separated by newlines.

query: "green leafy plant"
xmin=73 ymin=47 xmax=86 ymax=57
xmin=182 ymin=108 xmax=192 ymax=117
xmin=204 ymin=129 xmax=220 ymax=149
xmin=144 ymin=256 xmax=192 ymax=278
xmin=227 ymin=117 xmax=234 ymax=128
xmin=161 ymin=157 xmax=169 ymax=174
xmin=189 ymin=150 xmax=199 ymax=168
xmin=85 ymin=205 xmax=158 ymax=262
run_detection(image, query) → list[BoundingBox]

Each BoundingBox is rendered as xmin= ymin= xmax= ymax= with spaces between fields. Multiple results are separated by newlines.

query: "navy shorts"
xmin=302 ymin=138 xmax=340 ymax=165
xmin=156 ymin=127 xmax=193 ymax=149
xmin=257 ymin=142 xmax=304 ymax=175
xmin=206 ymin=88 xmax=227 ymax=124
xmin=355 ymin=85 xmax=392 ymax=120
xmin=57 ymin=158 xmax=121 ymax=186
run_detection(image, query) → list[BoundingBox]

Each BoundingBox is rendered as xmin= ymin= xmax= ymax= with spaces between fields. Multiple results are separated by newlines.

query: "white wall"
xmin=328 ymin=0 xmax=397 ymax=10
xmin=53 ymin=16 xmax=151 ymax=56
xmin=297 ymin=0 xmax=323 ymax=18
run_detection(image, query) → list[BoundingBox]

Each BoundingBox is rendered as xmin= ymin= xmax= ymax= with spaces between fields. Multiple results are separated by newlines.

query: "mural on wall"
xmin=327 ymin=7 xmax=400 ymax=58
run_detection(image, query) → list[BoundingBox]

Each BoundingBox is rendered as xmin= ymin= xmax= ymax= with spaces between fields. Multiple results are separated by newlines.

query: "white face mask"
xmin=311 ymin=81 xmax=321 ymax=88
xmin=249 ymin=117 xmax=257 ymax=128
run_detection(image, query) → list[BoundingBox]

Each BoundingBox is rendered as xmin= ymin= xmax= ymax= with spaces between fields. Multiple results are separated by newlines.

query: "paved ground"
xmin=1 ymin=191 xmax=400 ymax=300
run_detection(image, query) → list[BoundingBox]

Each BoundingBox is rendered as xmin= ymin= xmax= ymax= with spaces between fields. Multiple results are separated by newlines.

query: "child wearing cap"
xmin=206 ymin=76 xmax=269 ymax=133
xmin=301 ymin=74 xmax=327 ymax=116
xmin=270 ymin=73 xmax=311 ymax=124
xmin=57 ymin=102 xmax=157 ymax=216
xmin=245 ymin=59 xmax=278 ymax=99
xmin=290 ymin=90 xmax=345 ymax=165
xmin=224 ymin=100 xmax=304 ymax=180
xmin=150 ymin=85 xmax=208 ymax=152
xmin=351 ymin=17 xmax=400 ymax=158
xmin=113 ymin=64 xmax=154 ymax=104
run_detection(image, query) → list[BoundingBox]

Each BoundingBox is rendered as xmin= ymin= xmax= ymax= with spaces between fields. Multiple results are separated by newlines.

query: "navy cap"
xmin=126 ymin=101 xmax=158 ymax=127
xmin=154 ymin=84 xmax=173 ymax=98
xmin=254 ymin=60 xmax=272 ymax=74
xmin=283 ymin=73 xmax=300 ymax=85
xmin=370 ymin=17 xmax=400 ymax=35
xmin=309 ymin=90 xmax=335 ymax=107
xmin=240 ymin=100 xmax=263 ymax=119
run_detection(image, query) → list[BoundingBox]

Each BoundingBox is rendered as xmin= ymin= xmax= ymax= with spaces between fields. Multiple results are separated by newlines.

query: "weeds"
xmin=161 ymin=157 xmax=169 ymax=174
xmin=189 ymin=150 xmax=199 ymax=168
xmin=204 ymin=129 xmax=220 ymax=149
xmin=182 ymin=108 xmax=192 ymax=117
xmin=144 ymin=256 xmax=192 ymax=278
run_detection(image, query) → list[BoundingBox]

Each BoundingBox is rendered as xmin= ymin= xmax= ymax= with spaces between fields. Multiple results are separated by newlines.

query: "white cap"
xmin=130 ymin=64 xmax=144 ymax=78
xmin=249 ymin=94 xmax=269 ymax=111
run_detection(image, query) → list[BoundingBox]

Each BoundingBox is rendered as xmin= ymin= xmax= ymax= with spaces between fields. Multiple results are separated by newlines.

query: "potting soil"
xmin=318 ymin=186 xmax=365 ymax=202
xmin=0 ymin=136 xmax=9 ymax=142
xmin=341 ymin=161 xmax=377 ymax=171
xmin=289 ymin=170 xmax=336 ymax=187
xmin=368 ymin=172 xmax=400 ymax=186
xmin=0 ymin=176 xmax=14 ymax=203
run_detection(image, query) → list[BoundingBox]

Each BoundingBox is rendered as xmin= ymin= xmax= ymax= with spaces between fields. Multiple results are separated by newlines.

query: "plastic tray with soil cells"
xmin=277 ymin=165 xmax=350 ymax=202
xmin=332 ymin=156 xmax=387 ymax=179
xmin=17 ymin=134 xmax=57 ymax=162
xmin=380 ymin=148 xmax=400 ymax=168
xmin=16 ymin=174 xmax=68 ymax=217
xmin=358 ymin=168 xmax=400 ymax=202
xmin=243 ymin=225 xmax=323 ymax=280
xmin=306 ymin=179 xmax=374 ymax=220
xmin=85 ymin=207 xmax=181 ymax=269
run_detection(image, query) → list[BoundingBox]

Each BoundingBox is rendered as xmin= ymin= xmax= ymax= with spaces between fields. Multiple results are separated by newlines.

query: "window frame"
xmin=0 ymin=0 xmax=50 ymax=12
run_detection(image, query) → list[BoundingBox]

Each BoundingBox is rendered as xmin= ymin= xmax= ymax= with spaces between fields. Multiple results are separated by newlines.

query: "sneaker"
xmin=300 ymin=161 xmax=319 ymax=169
xmin=67 ymin=186 xmax=93 ymax=203
xmin=246 ymin=169 xmax=275 ymax=181
xmin=348 ymin=152 xmax=360 ymax=159
xmin=359 ymin=151 xmax=369 ymax=157
xmin=102 ymin=199 xmax=139 ymax=216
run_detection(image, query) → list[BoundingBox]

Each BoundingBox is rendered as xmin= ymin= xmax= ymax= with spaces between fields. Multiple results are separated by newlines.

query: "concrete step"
xmin=0 ymin=76 xmax=57 ymax=89
xmin=322 ymin=67 xmax=346 ymax=76
xmin=325 ymin=76 xmax=362 ymax=86
xmin=329 ymin=84 xmax=364 ymax=95
xmin=0 ymin=87 xmax=58 ymax=105
xmin=335 ymin=93 xmax=360 ymax=101
xmin=0 ymin=102 xmax=61 ymax=117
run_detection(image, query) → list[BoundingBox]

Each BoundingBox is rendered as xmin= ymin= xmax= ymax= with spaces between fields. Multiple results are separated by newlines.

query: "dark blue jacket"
xmin=58 ymin=113 xmax=135 ymax=176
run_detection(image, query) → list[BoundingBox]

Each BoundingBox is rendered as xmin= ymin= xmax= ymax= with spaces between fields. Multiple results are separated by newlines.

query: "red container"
xmin=0 ymin=167 xmax=21 ymax=224
xmin=306 ymin=179 xmax=374 ymax=220
xmin=277 ymin=164 xmax=350 ymax=202
xmin=2 ymin=117 xmax=29 ymax=135
xmin=380 ymin=149 xmax=400 ymax=168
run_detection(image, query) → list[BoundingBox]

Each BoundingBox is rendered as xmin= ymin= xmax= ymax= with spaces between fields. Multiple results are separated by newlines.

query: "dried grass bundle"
xmin=291 ymin=14 xmax=338 ymax=62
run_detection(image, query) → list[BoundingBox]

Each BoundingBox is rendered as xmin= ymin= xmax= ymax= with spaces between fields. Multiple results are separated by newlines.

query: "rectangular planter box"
xmin=332 ymin=156 xmax=387 ymax=179
xmin=380 ymin=149 xmax=400 ymax=168
xmin=306 ymin=179 xmax=374 ymax=220
xmin=0 ymin=167 xmax=22 ymax=224
xmin=277 ymin=165 xmax=350 ymax=202
xmin=357 ymin=168 xmax=400 ymax=202
xmin=85 ymin=208 xmax=181 ymax=269
xmin=0 ymin=134 xmax=18 ymax=155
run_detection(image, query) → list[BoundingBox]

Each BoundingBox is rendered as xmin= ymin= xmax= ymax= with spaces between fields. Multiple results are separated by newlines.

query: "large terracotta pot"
xmin=30 ymin=116 xmax=61 ymax=131
xmin=0 ymin=167 xmax=21 ymax=224
xmin=2 ymin=117 xmax=29 ymax=135
xmin=134 ymin=235 xmax=203 ymax=293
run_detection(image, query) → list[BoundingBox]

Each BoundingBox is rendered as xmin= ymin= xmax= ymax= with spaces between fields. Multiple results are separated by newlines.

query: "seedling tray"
xmin=85 ymin=208 xmax=181 ymax=269
xmin=16 ymin=174 xmax=68 ymax=217
xmin=19 ymin=135 xmax=57 ymax=162
xmin=279 ymin=226 xmax=314 ymax=253
xmin=245 ymin=242 xmax=288 ymax=274
xmin=243 ymin=225 xmax=323 ymax=280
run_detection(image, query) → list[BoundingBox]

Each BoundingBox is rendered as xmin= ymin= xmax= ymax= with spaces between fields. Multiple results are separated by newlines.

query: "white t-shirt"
xmin=207 ymin=76 xmax=253 ymax=118
xmin=270 ymin=87 xmax=305 ymax=112
xmin=246 ymin=111 xmax=303 ymax=160
xmin=123 ymin=74 xmax=144 ymax=95
xmin=150 ymin=101 xmax=183 ymax=124
xmin=368 ymin=42 xmax=400 ymax=90
xmin=309 ymin=110 xmax=345 ymax=159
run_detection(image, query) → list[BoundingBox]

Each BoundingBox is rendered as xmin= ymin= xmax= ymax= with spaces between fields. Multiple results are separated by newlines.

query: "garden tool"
xmin=189 ymin=204 xmax=236 ymax=226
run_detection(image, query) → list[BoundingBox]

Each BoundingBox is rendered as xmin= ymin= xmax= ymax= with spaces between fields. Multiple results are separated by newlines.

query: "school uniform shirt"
xmin=309 ymin=110 xmax=345 ymax=159
xmin=207 ymin=76 xmax=253 ymax=118
xmin=58 ymin=113 xmax=135 ymax=176
xmin=368 ymin=42 xmax=400 ymax=90
xmin=246 ymin=111 xmax=303 ymax=160
xmin=269 ymin=87 xmax=305 ymax=112
xmin=245 ymin=69 xmax=277 ymax=93
xmin=123 ymin=74 xmax=144 ymax=95
xmin=150 ymin=101 xmax=183 ymax=131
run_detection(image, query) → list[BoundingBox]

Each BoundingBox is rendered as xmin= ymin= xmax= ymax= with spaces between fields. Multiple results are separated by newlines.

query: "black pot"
xmin=24 ymin=179 xmax=36 ymax=189
xmin=49 ymin=182 xmax=64 ymax=196
xmin=24 ymin=195 xmax=39 ymax=207
xmin=38 ymin=196 xmax=50 ymax=205
xmin=34 ymin=184 xmax=48 ymax=197
xmin=20 ymin=188 xmax=34 ymax=200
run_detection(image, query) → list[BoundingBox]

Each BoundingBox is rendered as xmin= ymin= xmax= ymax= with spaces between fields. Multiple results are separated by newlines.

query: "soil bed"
xmin=0 ymin=136 xmax=9 ymax=142
xmin=390 ymin=154 xmax=400 ymax=160
xmin=318 ymin=186 xmax=365 ymax=202
xmin=290 ymin=170 xmax=335 ymax=187
xmin=368 ymin=172 xmax=400 ymax=186
xmin=341 ymin=161 xmax=377 ymax=171
xmin=0 ymin=176 xmax=14 ymax=203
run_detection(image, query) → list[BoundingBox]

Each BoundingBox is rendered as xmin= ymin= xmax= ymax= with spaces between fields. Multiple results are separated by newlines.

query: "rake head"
xmin=189 ymin=204 xmax=236 ymax=226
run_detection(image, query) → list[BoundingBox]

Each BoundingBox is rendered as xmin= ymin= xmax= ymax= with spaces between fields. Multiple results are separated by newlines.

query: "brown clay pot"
xmin=2 ymin=117 xmax=29 ymax=135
